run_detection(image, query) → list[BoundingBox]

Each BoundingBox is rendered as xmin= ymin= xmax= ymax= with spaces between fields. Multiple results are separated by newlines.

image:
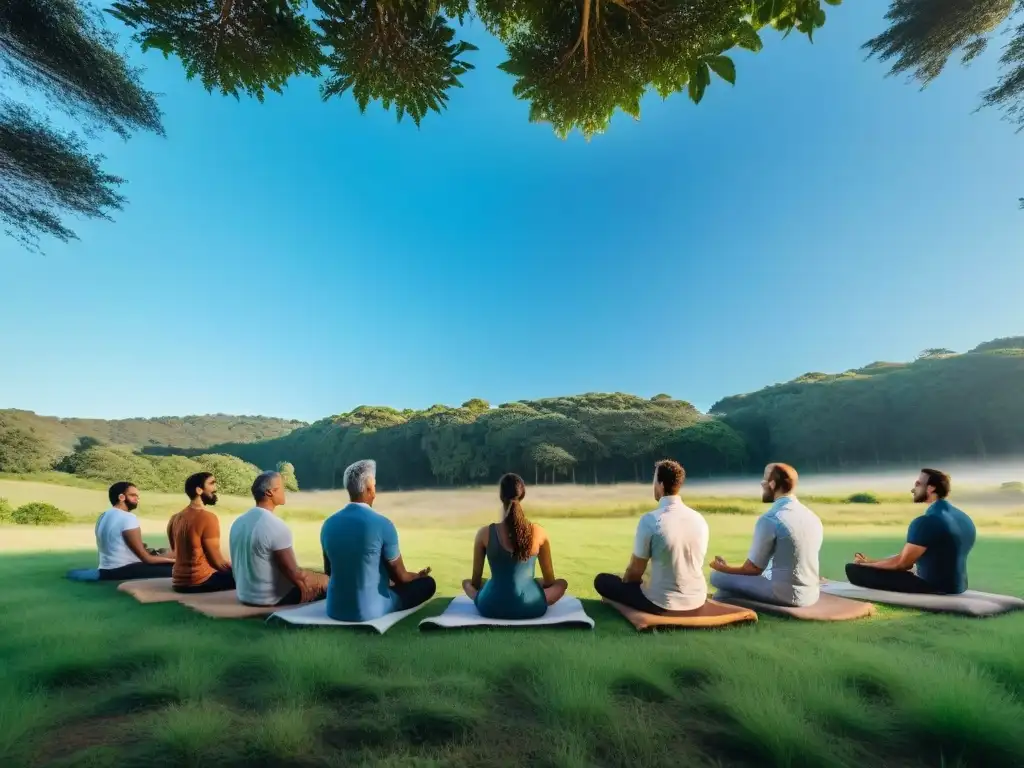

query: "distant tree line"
xmin=713 ymin=339 xmax=1024 ymax=471
xmin=195 ymin=338 xmax=1024 ymax=490
xmin=2 ymin=337 xmax=1023 ymax=493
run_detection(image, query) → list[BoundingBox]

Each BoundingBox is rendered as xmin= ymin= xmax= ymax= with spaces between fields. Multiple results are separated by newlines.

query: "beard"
xmin=201 ymin=492 xmax=218 ymax=506
xmin=125 ymin=500 xmax=138 ymax=511
xmin=761 ymin=489 xmax=773 ymax=503
xmin=912 ymin=489 xmax=927 ymax=503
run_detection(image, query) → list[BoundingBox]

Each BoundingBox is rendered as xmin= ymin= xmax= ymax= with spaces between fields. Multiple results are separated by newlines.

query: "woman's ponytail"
xmin=499 ymin=473 xmax=532 ymax=562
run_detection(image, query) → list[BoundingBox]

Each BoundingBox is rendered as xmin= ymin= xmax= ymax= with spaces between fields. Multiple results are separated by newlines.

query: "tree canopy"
xmin=865 ymin=0 xmax=1024 ymax=204
xmin=107 ymin=0 xmax=841 ymax=139
xmin=0 ymin=0 xmax=163 ymax=250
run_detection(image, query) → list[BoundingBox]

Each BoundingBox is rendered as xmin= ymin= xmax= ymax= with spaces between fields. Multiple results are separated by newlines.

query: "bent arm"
xmin=122 ymin=528 xmax=173 ymax=565
xmin=271 ymin=546 xmax=309 ymax=590
xmin=470 ymin=528 xmax=486 ymax=589
xmin=202 ymin=536 xmax=230 ymax=571
xmin=864 ymin=543 xmax=926 ymax=571
xmin=537 ymin=535 xmax=557 ymax=586
xmin=623 ymin=555 xmax=648 ymax=583
xmin=384 ymin=554 xmax=421 ymax=585
xmin=322 ymin=549 xmax=331 ymax=577
xmin=166 ymin=519 xmax=174 ymax=553
xmin=715 ymin=559 xmax=764 ymax=576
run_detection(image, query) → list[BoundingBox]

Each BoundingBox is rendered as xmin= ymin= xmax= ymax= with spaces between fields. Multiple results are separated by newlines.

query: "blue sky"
xmin=1 ymin=3 xmax=1022 ymax=423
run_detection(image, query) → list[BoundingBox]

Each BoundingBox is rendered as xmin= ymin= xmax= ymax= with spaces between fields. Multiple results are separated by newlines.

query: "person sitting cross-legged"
xmin=230 ymin=471 xmax=328 ymax=607
xmin=709 ymin=462 xmax=823 ymax=608
xmin=96 ymin=482 xmax=175 ymax=580
xmin=845 ymin=468 xmax=976 ymax=595
xmin=167 ymin=471 xmax=235 ymax=594
xmin=593 ymin=459 xmax=709 ymax=614
xmin=321 ymin=460 xmax=436 ymax=622
xmin=462 ymin=473 xmax=568 ymax=619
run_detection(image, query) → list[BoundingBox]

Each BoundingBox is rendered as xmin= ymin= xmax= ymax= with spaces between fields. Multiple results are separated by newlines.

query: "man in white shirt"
xmin=594 ymin=460 xmax=709 ymax=613
xmin=710 ymin=463 xmax=823 ymax=607
xmin=229 ymin=470 xmax=328 ymax=606
xmin=96 ymin=481 xmax=174 ymax=580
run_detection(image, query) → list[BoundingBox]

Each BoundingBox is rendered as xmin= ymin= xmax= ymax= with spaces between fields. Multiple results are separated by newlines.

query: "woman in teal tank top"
xmin=462 ymin=474 xmax=568 ymax=619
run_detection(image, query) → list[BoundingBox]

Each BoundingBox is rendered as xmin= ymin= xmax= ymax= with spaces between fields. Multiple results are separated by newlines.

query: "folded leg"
xmin=537 ymin=578 xmax=568 ymax=606
xmin=845 ymin=563 xmax=940 ymax=594
xmin=393 ymin=575 xmax=437 ymax=610
xmin=98 ymin=562 xmax=173 ymax=581
xmin=593 ymin=573 xmax=670 ymax=615
xmin=710 ymin=571 xmax=782 ymax=603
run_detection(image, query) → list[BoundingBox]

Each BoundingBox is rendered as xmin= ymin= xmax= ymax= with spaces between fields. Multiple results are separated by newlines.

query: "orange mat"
xmin=602 ymin=598 xmax=757 ymax=631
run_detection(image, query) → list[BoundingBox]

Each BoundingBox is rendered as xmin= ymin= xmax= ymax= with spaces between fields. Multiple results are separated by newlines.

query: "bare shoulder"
xmin=475 ymin=524 xmax=489 ymax=543
xmin=532 ymin=523 xmax=549 ymax=545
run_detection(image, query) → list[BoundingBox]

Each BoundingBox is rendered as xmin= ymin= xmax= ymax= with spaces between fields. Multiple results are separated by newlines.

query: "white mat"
xmin=267 ymin=601 xmax=426 ymax=634
xmin=821 ymin=581 xmax=1024 ymax=617
xmin=419 ymin=595 xmax=594 ymax=630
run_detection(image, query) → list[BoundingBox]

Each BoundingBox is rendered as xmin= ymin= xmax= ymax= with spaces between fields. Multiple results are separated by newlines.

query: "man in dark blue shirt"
xmin=321 ymin=459 xmax=435 ymax=621
xmin=845 ymin=468 xmax=976 ymax=594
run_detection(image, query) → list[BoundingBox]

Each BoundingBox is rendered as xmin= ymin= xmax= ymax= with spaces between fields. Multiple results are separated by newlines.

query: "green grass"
xmin=2 ymin=503 xmax=1024 ymax=767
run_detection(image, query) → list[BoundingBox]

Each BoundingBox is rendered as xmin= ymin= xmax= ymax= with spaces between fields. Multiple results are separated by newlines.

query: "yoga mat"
xmin=178 ymin=590 xmax=304 ymax=619
xmin=268 ymin=601 xmax=426 ymax=633
xmin=603 ymin=598 xmax=757 ymax=631
xmin=712 ymin=590 xmax=875 ymax=621
xmin=821 ymin=581 xmax=1024 ymax=617
xmin=118 ymin=578 xmax=183 ymax=604
xmin=419 ymin=595 xmax=594 ymax=630
xmin=65 ymin=568 xmax=100 ymax=582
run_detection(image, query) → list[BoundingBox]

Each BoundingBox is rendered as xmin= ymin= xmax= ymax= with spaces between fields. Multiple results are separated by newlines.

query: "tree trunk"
xmin=572 ymin=466 xmax=576 ymax=484
xmin=535 ymin=464 xmax=539 ymax=485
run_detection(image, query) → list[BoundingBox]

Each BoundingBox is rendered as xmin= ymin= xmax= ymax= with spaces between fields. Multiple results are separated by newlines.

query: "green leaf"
xmin=688 ymin=61 xmax=709 ymax=104
xmin=707 ymin=55 xmax=736 ymax=85
xmin=823 ymin=0 xmax=841 ymax=5
xmin=734 ymin=21 xmax=764 ymax=53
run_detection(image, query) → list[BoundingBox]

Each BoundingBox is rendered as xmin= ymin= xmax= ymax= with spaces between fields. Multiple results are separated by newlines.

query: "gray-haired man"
xmin=229 ymin=470 xmax=328 ymax=606
xmin=320 ymin=459 xmax=435 ymax=621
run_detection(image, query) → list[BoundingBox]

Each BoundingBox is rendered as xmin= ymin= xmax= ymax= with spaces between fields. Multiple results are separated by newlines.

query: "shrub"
xmin=846 ymin=492 xmax=880 ymax=505
xmin=12 ymin=502 xmax=71 ymax=526
xmin=1000 ymin=481 xmax=1024 ymax=494
xmin=191 ymin=454 xmax=262 ymax=496
xmin=0 ymin=497 xmax=12 ymax=523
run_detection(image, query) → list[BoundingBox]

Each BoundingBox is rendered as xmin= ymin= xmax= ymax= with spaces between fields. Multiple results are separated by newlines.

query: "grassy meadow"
xmin=2 ymin=478 xmax=1024 ymax=767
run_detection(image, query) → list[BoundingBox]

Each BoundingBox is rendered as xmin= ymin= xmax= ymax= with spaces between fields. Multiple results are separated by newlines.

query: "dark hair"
xmin=185 ymin=472 xmax=214 ymax=500
xmin=768 ymin=463 xmax=798 ymax=494
xmin=108 ymin=481 xmax=135 ymax=507
xmin=499 ymin=473 xmax=532 ymax=562
xmin=654 ymin=459 xmax=685 ymax=495
xmin=921 ymin=468 xmax=951 ymax=499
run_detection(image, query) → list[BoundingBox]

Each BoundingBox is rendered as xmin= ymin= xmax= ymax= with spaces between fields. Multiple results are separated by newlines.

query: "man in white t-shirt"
xmin=593 ymin=460 xmax=709 ymax=613
xmin=710 ymin=463 xmax=823 ymax=607
xmin=96 ymin=481 xmax=174 ymax=580
xmin=229 ymin=470 xmax=328 ymax=606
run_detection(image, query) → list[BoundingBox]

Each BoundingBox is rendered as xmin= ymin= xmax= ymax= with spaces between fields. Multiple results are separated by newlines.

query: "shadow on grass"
xmin=2 ymin=550 xmax=1024 ymax=768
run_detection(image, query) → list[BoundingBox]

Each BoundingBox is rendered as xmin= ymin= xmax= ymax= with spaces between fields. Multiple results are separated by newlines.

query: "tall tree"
xmin=481 ymin=0 xmax=836 ymax=139
xmin=1 ymin=0 xmax=164 ymax=250
xmin=865 ymin=0 xmax=1024 ymax=203
xmin=108 ymin=0 xmax=323 ymax=100
xmin=317 ymin=0 xmax=476 ymax=125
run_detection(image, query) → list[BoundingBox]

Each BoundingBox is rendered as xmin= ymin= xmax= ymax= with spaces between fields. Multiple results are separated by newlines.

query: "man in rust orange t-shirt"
xmin=167 ymin=471 xmax=235 ymax=593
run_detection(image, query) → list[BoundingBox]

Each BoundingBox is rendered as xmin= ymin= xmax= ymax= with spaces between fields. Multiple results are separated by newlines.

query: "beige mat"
xmin=712 ymin=591 xmax=875 ymax=621
xmin=179 ymin=590 xmax=304 ymax=619
xmin=118 ymin=578 xmax=300 ymax=619
xmin=602 ymin=598 xmax=757 ymax=631
xmin=117 ymin=578 xmax=183 ymax=604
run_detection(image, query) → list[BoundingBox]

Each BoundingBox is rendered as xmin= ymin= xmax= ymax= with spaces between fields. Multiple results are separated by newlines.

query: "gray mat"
xmin=821 ymin=581 xmax=1024 ymax=617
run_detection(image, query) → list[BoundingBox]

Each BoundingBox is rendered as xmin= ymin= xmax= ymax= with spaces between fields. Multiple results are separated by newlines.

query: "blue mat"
xmin=66 ymin=568 xmax=100 ymax=582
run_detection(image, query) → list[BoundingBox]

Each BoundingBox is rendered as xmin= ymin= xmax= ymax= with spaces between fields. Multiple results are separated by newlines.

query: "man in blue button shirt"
xmin=321 ymin=459 xmax=436 ymax=621
xmin=845 ymin=468 xmax=976 ymax=594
